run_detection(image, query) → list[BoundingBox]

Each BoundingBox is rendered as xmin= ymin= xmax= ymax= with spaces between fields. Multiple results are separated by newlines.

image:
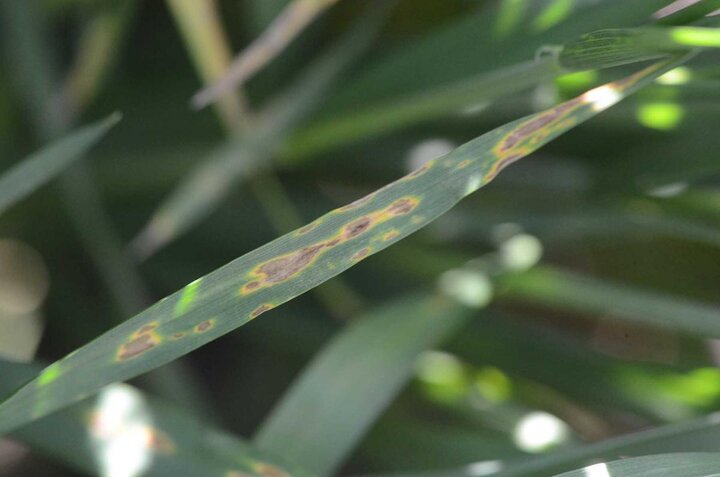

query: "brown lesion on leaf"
xmin=117 ymin=332 xmax=160 ymax=361
xmin=257 ymin=244 xmax=326 ymax=283
xmin=251 ymin=303 xmax=274 ymax=319
xmin=194 ymin=319 xmax=215 ymax=333
xmin=383 ymin=230 xmax=400 ymax=241
xmin=343 ymin=216 xmax=372 ymax=239
xmin=408 ymin=160 xmax=434 ymax=178
xmin=456 ymin=159 xmax=471 ymax=169
xmin=387 ymin=197 xmax=419 ymax=215
xmin=496 ymin=97 xmax=582 ymax=154
xmin=351 ymin=247 xmax=371 ymax=262
xmin=171 ymin=332 xmax=185 ymax=340
xmin=240 ymin=280 xmax=261 ymax=295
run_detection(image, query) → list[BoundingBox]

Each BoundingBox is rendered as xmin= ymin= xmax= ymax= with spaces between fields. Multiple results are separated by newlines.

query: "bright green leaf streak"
xmin=0 ymin=360 xmax=307 ymax=477
xmin=0 ymin=113 xmax=120 ymax=216
xmin=0 ymin=55 xmax=690 ymax=436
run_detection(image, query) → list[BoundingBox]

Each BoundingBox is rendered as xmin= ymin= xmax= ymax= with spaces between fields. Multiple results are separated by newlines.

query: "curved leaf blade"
xmin=0 ymin=113 xmax=120 ymax=216
xmin=0 ymin=56 xmax=688 ymax=436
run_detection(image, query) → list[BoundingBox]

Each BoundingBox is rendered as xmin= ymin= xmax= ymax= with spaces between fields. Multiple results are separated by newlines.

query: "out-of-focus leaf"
xmin=0 ymin=113 xmax=120 ymax=216
xmin=254 ymin=294 xmax=472 ymax=476
xmin=551 ymin=453 xmax=720 ymax=477
xmin=192 ymin=0 xmax=341 ymax=109
xmin=0 ymin=359 xmax=306 ymax=477
xmin=499 ymin=266 xmax=720 ymax=337
xmin=0 ymin=56 xmax=686 ymax=436
xmin=559 ymin=27 xmax=720 ymax=70
xmin=372 ymin=414 xmax=720 ymax=477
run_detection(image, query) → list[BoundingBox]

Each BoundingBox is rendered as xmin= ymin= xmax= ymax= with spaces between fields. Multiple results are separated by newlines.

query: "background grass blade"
xmin=0 ymin=56 xmax=687 ymax=436
xmin=254 ymin=294 xmax=472 ymax=476
xmin=192 ymin=0 xmax=341 ymax=109
xmin=0 ymin=113 xmax=120 ymax=216
xmin=498 ymin=266 xmax=720 ymax=338
xmin=0 ymin=359 xmax=307 ymax=477
xmin=551 ymin=453 xmax=720 ymax=477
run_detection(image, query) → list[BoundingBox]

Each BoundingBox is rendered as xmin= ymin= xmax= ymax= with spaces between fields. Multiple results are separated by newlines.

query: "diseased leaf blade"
xmin=0 ymin=56 xmax=688 ymax=436
xmin=0 ymin=113 xmax=120 ymax=216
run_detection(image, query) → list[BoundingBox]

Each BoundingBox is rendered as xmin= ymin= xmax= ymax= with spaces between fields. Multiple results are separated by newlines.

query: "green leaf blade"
xmin=0 ymin=113 xmax=121 ymax=216
xmin=254 ymin=294 xmax=471 ymax=476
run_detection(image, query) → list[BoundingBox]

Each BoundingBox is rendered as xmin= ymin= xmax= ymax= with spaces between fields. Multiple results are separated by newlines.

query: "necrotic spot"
xmin=388 ymin=198 xmax=417 ymax=215
xmin=195 ymin=320 xmax=214 ymax=333
xmin=251 ymin=304 xmax=274 ymax=318
xmin=118 ymin=334 xmax=158 ymax=361
xmin=258 ymin=244 xmax=325 ymax=283
xmin=344 ymin=217 xmax=372 ymax=238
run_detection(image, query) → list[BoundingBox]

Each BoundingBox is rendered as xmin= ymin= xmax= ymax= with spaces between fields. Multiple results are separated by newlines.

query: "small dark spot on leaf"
xmin=344 ymin=217 xmax=372 ymax=238
xmin=195 ymin=320 xmax=214 ymax=333
xmin=246 ymin=281 xmax=260 ymax=290
xmin=388 ymin=198 xmax=416 ymax=215
xmin=171 ymin=332 xmax=185 ymax=340
xmin=326 ymin=238 xmax=340 ymax=247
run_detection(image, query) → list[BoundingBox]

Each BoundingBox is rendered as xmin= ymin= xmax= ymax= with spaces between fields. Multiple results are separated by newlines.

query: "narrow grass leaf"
xmin=551 ymin=453 xmax=720 ymax=477
xmin=254 ymin=294 xmax=472 ymax=476
xmin=0 ymin=56 xmax=687 ymax=436
xmin=499 ymin=266 xmax=720 ymax=337
xmin=560 ymin=27 xmax=720 ymax=70
xmin=0 ymin=113 xmax=120 ymax=216
xmin=192 ymin=0 xmax=341 ymax=109
xmin=0 ymin=359 xmax=307 ymax=477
